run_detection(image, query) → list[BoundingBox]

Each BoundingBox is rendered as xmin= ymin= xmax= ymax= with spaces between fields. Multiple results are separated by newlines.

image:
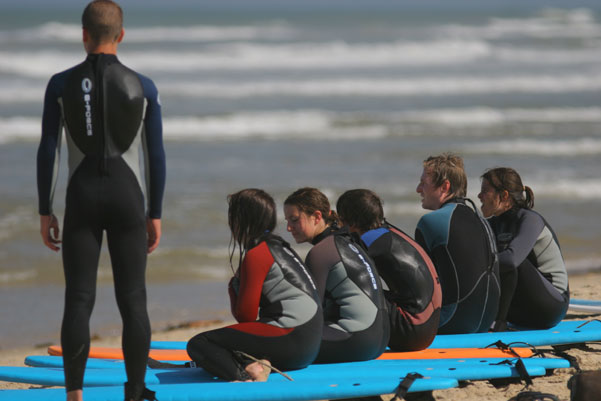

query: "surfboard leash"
xmin=391 ymin=372 xmax=424 ymax=401
xmin=234 ymin=351 xmax=294 ymax=381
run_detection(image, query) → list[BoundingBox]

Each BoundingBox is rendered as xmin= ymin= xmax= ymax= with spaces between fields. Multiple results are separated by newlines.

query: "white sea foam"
xmin=441 ymin=8 xmax=601 ymax=40
xmin=533 ymin=178 xmax=601 ymax=201
xmin=0 ymin=22 xmax=295 ymax=44
xmin=0 ymin=117 xmax=41 ymax=144
xmin=2 ymin=35 xmax=600 ymax=79
xmin=0 ymin=270 xmax=37 ymax=284
xmin=0 ymin=40 xmax=492 ymax=78
xmin=162 ymin=112 xmax=387 ymax=141
xmin=2 ymin=108 xmax=600 ymax=144
xmin=465 ymin=138 xmax=601 ymax=156
xmin=156 ymin=74 xmax=601 ymax=98
xmin=392 ymin=107 xmax=601 ymax=126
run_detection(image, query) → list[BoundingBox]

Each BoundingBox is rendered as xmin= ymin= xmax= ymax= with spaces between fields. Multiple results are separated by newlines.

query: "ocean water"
xmin=1 ymin=0 xmax=600 ymax=348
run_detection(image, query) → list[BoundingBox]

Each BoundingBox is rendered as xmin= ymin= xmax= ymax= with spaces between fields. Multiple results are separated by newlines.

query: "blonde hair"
xmin=423 ymin=153 xmax=467 ymax=198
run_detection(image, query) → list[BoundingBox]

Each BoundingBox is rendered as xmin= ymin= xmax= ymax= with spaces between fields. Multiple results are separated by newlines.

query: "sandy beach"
xmin=1 ymin=270 xmax=600 ymax=400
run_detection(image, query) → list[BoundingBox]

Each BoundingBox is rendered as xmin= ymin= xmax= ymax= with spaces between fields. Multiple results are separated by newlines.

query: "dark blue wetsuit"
xmin=361 ymin=223 xmax=441 ymax=351
xmin=37 ymin=54 xmax=166 ymax=397
xmin=187 ymin=234 xmax=323 ymax=380
xmin=416 ymin=199 xmax=500 ymax=334
xmin=488 ymin=208 xmax=569 ymax=329
xmin=305 ymin=227 xmax=389 ymax=363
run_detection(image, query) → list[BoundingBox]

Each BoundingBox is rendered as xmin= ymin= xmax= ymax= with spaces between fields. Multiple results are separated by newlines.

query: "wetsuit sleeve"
xmin=139 ymin=74 xmax=166 ymax=219
xmin=230 ymin=243 xmax=274 ymax=322
xmin=37 ymin=74 xmax=63 ymax=215
xmin=497 ymin=211 xmax=545 ymax=273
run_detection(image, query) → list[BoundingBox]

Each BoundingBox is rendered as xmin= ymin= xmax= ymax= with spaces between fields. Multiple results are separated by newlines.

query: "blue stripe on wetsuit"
xmin=416 ymin=202 xmax=456 ymax=251
xmin=138 ymin=73 xmax=166 ymax=219
xmin=361 ymin=227 xmax=388 ymax=248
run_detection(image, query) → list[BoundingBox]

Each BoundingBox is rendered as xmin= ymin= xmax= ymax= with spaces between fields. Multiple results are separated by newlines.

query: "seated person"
xmin=284 ymin=187 xmax=389 ymax=363
xmin=415 ymin=153 xmax=500 ymax=334
xmin=479 ymin=167 xmax=569 ymax=330
xmin=336 ymin=189 xmax=441 ymax=351
xmin=186 ymin=189 xmax=323 ymax=381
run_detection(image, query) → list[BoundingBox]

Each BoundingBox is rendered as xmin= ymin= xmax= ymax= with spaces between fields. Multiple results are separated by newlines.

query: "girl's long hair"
xmin=227 ymin=188 xmax=277 ymax=272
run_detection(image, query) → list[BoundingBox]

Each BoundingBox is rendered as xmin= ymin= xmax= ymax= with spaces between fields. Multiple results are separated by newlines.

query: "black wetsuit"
xmin=361 ymin=223 xmax=441 ymax=351
xmin=488 ymin=208 xmax=569 ymax=329
xmin=416 ymin=199 xmax=500 ymax=334
xmin=37 ymin=54 xmax=166 ymax=397
xmin=187 ymin=235 xmax=323 ymax=381
xmin=305 ymin=227 xmax=390 ymax=363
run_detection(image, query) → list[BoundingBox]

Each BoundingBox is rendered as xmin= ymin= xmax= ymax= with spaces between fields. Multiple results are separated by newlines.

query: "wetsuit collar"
xmin=441 ymin=197 xmax=464 ymax=207
xmin=311 ymin=226 xmax=335 ymax=246
xmin=86 ymin=53 xmax=119 ymax=64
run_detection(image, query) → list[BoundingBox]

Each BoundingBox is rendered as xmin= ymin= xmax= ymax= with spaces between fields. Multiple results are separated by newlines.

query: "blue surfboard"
xmin=0 ymin=359 xmax=556 ymax=387
xmin=571 ymin=299 xmax=601 ymax=306
xmin=569 ymin=299 xmax=601 ymax=313
xmin=24 ymin=355 xmax=570 ymax=372
xmin=147 ymin=320 xmax=601 ymax=350
xmin=0 ymin=376 xmax=459 ymax=401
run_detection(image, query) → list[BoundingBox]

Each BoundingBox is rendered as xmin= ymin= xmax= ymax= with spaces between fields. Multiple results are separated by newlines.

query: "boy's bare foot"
xmin=244 ymin=359 xmax=271 ymax=382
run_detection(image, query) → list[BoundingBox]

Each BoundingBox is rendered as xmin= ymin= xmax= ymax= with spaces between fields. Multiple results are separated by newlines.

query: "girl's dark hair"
xmin=336 ymin=189 xmax=383 ymax=233
xmin=227 ymin=188 xmax=277 ymax=270
xmin=284 ymin=187 xmax=340 ymax=227
xmin=481 ymin=167 xmax=535 ymax=210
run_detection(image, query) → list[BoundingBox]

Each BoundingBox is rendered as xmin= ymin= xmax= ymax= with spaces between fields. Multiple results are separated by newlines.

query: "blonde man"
xmin=415 ymin=153 xmax=500 ymax=334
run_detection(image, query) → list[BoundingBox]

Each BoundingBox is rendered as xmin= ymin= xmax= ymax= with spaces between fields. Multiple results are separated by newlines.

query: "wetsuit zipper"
xmin=95 ymin=54 xmax=107 ymax=176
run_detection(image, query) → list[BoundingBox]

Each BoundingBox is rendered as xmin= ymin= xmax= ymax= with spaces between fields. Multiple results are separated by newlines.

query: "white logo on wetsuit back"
xmin=81 ymin=78 xmax=93 ymax=136
xmin=348 ymin=243 xmax=378 ymax=290
xmin=283 ymin=246 xmax=317 ymax=291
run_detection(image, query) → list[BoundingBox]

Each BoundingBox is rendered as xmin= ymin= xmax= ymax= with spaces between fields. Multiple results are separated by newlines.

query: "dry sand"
xmin=2 ymin=271 xmax=601 ymax=400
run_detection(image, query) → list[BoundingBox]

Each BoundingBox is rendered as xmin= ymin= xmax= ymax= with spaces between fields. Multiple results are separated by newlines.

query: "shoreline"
xmin=2 ymin=270 xmax=601 ymax=400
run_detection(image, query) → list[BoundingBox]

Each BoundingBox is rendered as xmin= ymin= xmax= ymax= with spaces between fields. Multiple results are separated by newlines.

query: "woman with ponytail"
xmin=284 ymin=187 xmax=389 ymax=363
xmin=479 ymin=168 xmax=569 ymax=330
xmin=186 ymin=189 xmax=322 ymax=381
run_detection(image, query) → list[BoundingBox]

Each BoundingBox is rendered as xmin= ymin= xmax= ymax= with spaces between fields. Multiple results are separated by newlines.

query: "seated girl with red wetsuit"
xmin=186 ymin=189 xmax=323 ymax=381
xmin=336 ymin=189 xmax=441 ymax=351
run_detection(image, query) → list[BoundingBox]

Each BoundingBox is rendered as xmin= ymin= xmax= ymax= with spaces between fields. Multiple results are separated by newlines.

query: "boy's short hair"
xmin=82 ymin=0 xmax=123 ymax=45
xmin=423 ymin=153 xmax=467 ymax=198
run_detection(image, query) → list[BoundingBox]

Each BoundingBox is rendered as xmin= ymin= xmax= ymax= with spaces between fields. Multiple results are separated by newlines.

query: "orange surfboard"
xmin=48 ymin=345 xmax=533 ymax=361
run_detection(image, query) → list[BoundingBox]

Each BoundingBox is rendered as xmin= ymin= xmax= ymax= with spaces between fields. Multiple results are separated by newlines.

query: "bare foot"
xmin=244 ymin=359 xmax=271 ymax=382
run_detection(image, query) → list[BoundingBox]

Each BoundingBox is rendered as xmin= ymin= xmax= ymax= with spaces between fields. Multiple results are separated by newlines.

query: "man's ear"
xmin=440 ymin=179 xmax=451 ymax=196
xmin=116 ymin=28 xmax=124 ymax=44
